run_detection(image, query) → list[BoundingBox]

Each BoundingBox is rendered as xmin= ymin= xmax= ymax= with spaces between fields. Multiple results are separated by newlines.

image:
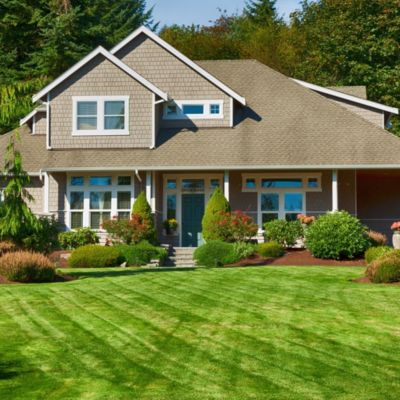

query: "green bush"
xmin=202 ymin=188 xmax=231 ymax=241
xmin=232 ymin=242 xmax=256 ymax=260
xmin=364 ymin=246 xmax=392 ymax=264
xmin=22 ymin=216 xmax=60 ymax=254
xmin=305 ymin=211 xmax=369 ymax=260
xmin=366 ymin=250 xmax=400 ymax=283
xmin=194 ymin=241 xmax=238 ymax=267
xmin=115 ymin=241 xmax=168 ymax=266
xmin=59 ymin=228 xmax=99 ymax=250
xmin=68 ymin=245 xmax=123 ymax=268
xmin=0 ymin=251 xmax=55 ymax=283
xmin=263 ymin=220 xmax=303 ymax=247
xmin=257 ymin=241 xmax=285 ymax=258
xmin=132 ymin=192 xmax=156 ymax=243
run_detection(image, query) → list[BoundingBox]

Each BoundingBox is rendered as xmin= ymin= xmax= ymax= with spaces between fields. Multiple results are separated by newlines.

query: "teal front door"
xmin=181 ymin=194 xmax=205 ymax=247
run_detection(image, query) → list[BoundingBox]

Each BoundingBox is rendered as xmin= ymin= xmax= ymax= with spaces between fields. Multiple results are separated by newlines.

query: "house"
xmin=3 ymin=26 xmax=400 ymax=247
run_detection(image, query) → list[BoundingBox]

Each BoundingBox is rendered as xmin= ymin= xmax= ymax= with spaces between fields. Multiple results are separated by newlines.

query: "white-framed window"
xmin=66 ymin=173 xmax=135 ymax=230
xmin=72 ymin=96 xmax=129 ymax=136
xmin=163 ymin=100 xmax=224 ymax=120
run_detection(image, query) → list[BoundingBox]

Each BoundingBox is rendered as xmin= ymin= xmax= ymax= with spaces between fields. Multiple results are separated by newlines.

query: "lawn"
xmin=0 ymin=266 xmax=399 ymax=400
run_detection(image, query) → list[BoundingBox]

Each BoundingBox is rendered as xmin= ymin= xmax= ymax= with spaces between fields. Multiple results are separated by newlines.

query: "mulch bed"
xmin=228 ymin=249 xmax=365 ymax=267
xmin=353 ymin=276 xmax=400 ymax=285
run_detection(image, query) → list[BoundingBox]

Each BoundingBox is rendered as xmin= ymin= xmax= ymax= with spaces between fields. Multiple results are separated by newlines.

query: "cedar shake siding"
xmin=35 ymin=112 xmax=47 ymax=135
xmin=115 ymin=34 xmax=232 ymax=129
xmin=49 ymin=54 xmax=154 ymax=149
xmin=26 ymin=177 xmax=44 ymax=215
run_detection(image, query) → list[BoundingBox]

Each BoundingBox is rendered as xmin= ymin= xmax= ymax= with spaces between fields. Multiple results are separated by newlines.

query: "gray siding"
xmin=27 ymin=177 xmax=44 ymax=215
xmin=49 ymin=54 xmax=153 ymax=149
xmin=115 ymin=34 xmax=232 ymax=129
xmin=34 ymin=112 xmax=47 ymax=135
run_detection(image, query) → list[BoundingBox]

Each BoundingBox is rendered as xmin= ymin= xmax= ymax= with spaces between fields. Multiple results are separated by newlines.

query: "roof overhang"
xmin=19 ymin=106 xmax=47 ymax=126
xmin=292 ymin=79 xmax=399 ymax=115
xmin=32 ymin=46 xmax=168 ymax=103
xmin=111 ymin=26 xmax=247 ymax=106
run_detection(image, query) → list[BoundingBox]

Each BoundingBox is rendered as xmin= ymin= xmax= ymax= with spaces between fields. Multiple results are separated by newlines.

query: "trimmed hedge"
xmin=263 ymin=220 xmax=303 ymax=247
xmin=257 ymin=241 xmax=285 ymax=258
xmin=115 ymin=242 xmax=168 ymax=266
xmin=305 ymin=211 xmax=369 ymax=260
xmin=366 ymin=250 xmax=400 ymax=283
xmin=364 ymin=246 xmax=392 ymax=264
xmin=68 ymin=245 xmax=123 ymax=268
xmin=0 ymin=251 xmax=55 ymax=283
xmin=194 ymin=241 xmax=239 ymax=267
xmin=59 ymin=228 xmax=99 ymax=250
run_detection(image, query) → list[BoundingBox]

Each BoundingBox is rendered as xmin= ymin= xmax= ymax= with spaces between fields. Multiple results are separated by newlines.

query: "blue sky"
xmin=148 ymin=0 xmax=302 ymax=27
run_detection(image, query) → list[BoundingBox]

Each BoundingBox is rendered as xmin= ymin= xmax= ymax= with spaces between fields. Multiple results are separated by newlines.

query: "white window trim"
xmin=163 ymin=100 xmax=224 ymax=120
xmin=66 ymin=173 xmax=135 ymax=230
xmin=72 ymin=96 xmax=129 ymax=136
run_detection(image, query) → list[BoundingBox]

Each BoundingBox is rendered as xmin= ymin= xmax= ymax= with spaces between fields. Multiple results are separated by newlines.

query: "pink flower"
xmin=391 ymin=221 xmax=400 ymax=231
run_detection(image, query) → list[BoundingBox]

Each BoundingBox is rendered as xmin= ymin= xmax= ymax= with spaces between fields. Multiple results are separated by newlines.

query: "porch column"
xmin=146 ymin=171 xmax=155 ymax=212
xmin=332 ymin=169 xmax=338 ymax=211
xmin=224 ymin=170 xmax=230 ymax=201
xmin=43 ymin=172 xmax=49 ymax=214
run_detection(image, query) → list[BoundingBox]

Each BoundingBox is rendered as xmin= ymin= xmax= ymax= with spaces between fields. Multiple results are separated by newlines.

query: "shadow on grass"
xmin=0 ymin=359 xmax=22 ymax=380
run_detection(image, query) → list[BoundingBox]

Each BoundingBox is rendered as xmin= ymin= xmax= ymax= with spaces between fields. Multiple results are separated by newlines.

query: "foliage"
xmin=163 ymin=218 xmax=178 ymax=232
xmin=297 ymin=214 xmax=316 ymax=225
xmin=391 ymin=221 xmax=400 ymax=233
xmin=58 ymin=228 xmax=99 ymax=250
xmin=68 ymin=245 xmax=123 ymax=268
xmin=305 ymin=211 xmax=369 ymax=260
xmin=232 ymin=242 xmax=256 ymax=260
xmin=0 ymin=251 xmax=55 ymax=283
xmin=202 ymin=188 xmax=231 ymax=241
xmin=0 ymin=132 xmax=38 ymax=243
xmin=193 ymin=241 xmax=239 ymax=267
xmin=366 ymin=250 xmax=400 ymax=283
xmin=257 ymin=241 xmax=285 ymax=258
xmin=115 ymin=241 xmax=168 ymax=266
xmin=22 ymin=216 xmax=60 ymax=254
xmin=131 ymin=192 xmax=156 ymax=243
xmin=0 ymin=241 xmax=17 ymax=256
xmin=103 ymin=214 xmax=155 ymax=245
xmin=263 ymin=219 xmax=303 ymax=247
xmin=367 ymin=230 xmax=388 ymax=247
xmin=365 ymin=246 xmax=393 ymax=264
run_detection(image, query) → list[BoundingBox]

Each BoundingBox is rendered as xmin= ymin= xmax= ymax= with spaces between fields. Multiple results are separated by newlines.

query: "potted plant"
xmin=163 ymin=218 xmax=178 ymax=235
xmin=391 ymin=221 xmax=400 ymax=249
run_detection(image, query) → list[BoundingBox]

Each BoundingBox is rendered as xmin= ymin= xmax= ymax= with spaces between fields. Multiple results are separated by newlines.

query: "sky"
xmin=147 ymin=0 xmax=302 ymax=27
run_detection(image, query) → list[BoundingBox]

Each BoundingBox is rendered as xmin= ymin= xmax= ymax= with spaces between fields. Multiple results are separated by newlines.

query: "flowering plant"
xmin=163 ymin=218 xmax=178 ymax=232
xmin=297 ymin=214 xmax=316 ymax=225
xmin=391 ymin=221 xmax=400 ymax=233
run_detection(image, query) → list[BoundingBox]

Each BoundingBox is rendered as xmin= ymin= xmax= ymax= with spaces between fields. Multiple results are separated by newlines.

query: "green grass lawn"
xmin=0 ymin=266 xmax=399 ymax=400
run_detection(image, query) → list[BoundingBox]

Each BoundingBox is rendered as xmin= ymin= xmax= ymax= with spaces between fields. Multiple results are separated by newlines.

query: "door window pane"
xmin=166 ymin=179 xmax=177 ymax=190
xmin=90 ymin=176 xmax=112 ymax=186
xmin=71 ymin=212 xmax=83 ymax=229
xmin=70 ymin=192 xmax=83 ymax=210
xmin=117 ymin=192 xmax=131 ymax=209
xmin=90 ymin=212 xmax=111 ymax=229
xmin=182 ymin=179 xmax=204 ymax=192
xmin=183 ymin=104 xmax=204 ymax=114
xmin=71 ymin=176 xmax=84 ymax=186
xmin=77 ymin=101 xmax=97 ymax=130
xmin=262 ymin=213 xmax=279 ymax=224
xmin=261 ymin=193 xmax=279 ymax=211
xmin=167 ymin=194 xmax=176 ymax=219
xmin=261 ymin=178 xmax=303 ymax=188
xmin=90 ymin=192 xmax=111 ymax=210
xmin=104 ymin=101 xmax=125 ymax=130
xmin=118 ymin=176 xmax=131 ymax=185
xmin=284 ymin=193 xmax=303 ymax=212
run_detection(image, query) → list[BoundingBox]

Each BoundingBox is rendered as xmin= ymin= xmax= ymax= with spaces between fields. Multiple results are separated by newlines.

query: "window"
xmin=182 ymin=179 xmax=204 ymax=192
xmin=90 ymin=192 xmax=111 ymax=229
xmin=308 ymin=178 xmax=319 ymax=188
xmin=261 ymin=178 xmax=303 ymax=188
xmin=284 ymin=193 xmax=303 ymax=221
xmin=163 ymin=100 xmax=224 ymax=120
xmin=167 ymin=194 xmax=177 ymax=219
xmin=73 ymin=96 xmax=129 ymax=135
xmin=71 ymin=176 xmax=84 ymax=186
xmin=210 ymin=179 xmax=220 ymax=190
xmin=90 ymin=176 xmax=112 ymax=186
xmin=166 ymin=179 xmax=177 ymax=190
xmin=118 ymin=176 xmax=131 ymax=186
xmin=261 ymin=193 xmax=279 ymax=224
xmin=117 ymin=191 xmax=131 ymax=220
xmin=70 ymin=192 xmax=84 ymax=229
xmin=245 ymin=178 xmax=256 ymax=189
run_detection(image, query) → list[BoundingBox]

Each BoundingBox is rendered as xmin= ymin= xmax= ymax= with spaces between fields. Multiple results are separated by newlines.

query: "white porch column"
xmin=146 ymin=171 xmax=155 ymax=212
xmin=43 ymin=172 xmax=49 ymax=214
xmin=224 ymin=170 xmax=230 ymax=201
xmin=332 ymin=169 xmax=338 ymax=211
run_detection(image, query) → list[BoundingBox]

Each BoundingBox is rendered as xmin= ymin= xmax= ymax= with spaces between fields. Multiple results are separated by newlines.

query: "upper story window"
xmin=163 ymin=100 xmax=224 ymax=120
xmin=72 ymin=96 xmax=129 ymax=136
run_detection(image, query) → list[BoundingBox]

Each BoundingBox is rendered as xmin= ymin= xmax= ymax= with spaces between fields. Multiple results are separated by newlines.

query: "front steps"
xmin=164 ymin=247 xmax=196 ymax=267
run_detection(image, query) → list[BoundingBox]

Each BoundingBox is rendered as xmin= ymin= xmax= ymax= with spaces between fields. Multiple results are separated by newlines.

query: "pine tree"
xmin=244 ymin=0 xmax=280 ymax=25
xmin=132 ymin=191 xmax=156 ymax=243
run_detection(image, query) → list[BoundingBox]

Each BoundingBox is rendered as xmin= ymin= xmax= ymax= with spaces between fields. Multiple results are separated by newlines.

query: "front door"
xmin=181 ymin=194 xmax=205 ymax=247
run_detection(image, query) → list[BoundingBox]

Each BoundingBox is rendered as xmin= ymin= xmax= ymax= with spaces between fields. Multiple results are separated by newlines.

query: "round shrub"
xmin=232 ymin=242 xmax=256 ymax=260
xmin=366 ymin=250 xmax=400 ymax=283
xmin=0 ymin=251 xmax=55 ymax=283
xmin=305 ymin=211 xmax=369 ymax=260
xmin=194 ymin=241 xmax=238 ymax=267
xmin=115 ymin=242 xmax=168 ymax=266
xmin=59 ymin=228 xmax=99 ymax=250
xmin=364 ymin=246 xmax=392 ymax=264
xmin=257 ymin=241 xmax=285 ymax=258
xmin=68 ymin=245 xmax=123 ymax=268
xmin=263 ymin=220 xmax=303 ymax=247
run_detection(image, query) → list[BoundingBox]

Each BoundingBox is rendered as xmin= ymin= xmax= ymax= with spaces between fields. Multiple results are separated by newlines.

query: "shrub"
xmin=232 ymin=242 xmax=256 ymax=260
xmin=0 ymin=251 xmax=55 ymax=283
xmin=59 ymin=228 xmax=99 ymax=250
xmin=257 ymin=241 xmax=285 ymax=258
xmin=194 ymin=241 xmax=239 ymax=267
xmin=0 ymin=241 xmax=17 ymax=256
xmin=68 ymin=245 xmax=123 ymax=268
xmin=22 ymin=216 xmax=60 ymax=253
xmin=366 ymin=250 xmax=400 ymax=283
xmin=132 ymin=192 xmax=156 ymax=243
xmin=263 ymin=220 xmax=303 ymax=247
xmin=364 ymin=246 xmax=392 ymax=264
xmin=367 ymin=230 xmax=387 ymax=247
xmin=305 ymin=211 xmax=368 ymax=260
xmin=103 ymin=214 xmax=156 ymax=245
xmin=115 ymin=241 xmax=168 ymax=266
xmin=202 ymin=188 xmax=231 ymax=241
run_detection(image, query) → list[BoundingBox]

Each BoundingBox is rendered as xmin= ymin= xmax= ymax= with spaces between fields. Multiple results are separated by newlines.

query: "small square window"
xmin=90 ymin=176 xmax=112 ymax=186
xmin=71 ymin=176 xmax=84 ymax=186
xmin=246 ymin=178 xmax=256 ymax=189
xmin=210 ymin=104 xmax=220 ymax=114
xmin=210 ymin=179 xmax=220 ymax=190
xmin=308 ymin=178 xmax=319 ymax=188
xmin=166 ymin=179 xmax=177 ymax=190
xmin=118 ymin=176 xmax=131 ymax=186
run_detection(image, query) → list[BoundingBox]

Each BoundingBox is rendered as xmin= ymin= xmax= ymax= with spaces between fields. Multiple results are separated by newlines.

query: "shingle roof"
xmin=4 ymin=59 xmax=400 ymax=172
xmin=327 ymin=86 xmax=367 ymax=99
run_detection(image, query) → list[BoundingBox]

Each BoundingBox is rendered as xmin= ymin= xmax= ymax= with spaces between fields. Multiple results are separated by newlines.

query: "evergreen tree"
xmin=244 ymin=0 xmax=280 ymax=25
xmin=132 ymin=191 xmax=156 ymax=243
